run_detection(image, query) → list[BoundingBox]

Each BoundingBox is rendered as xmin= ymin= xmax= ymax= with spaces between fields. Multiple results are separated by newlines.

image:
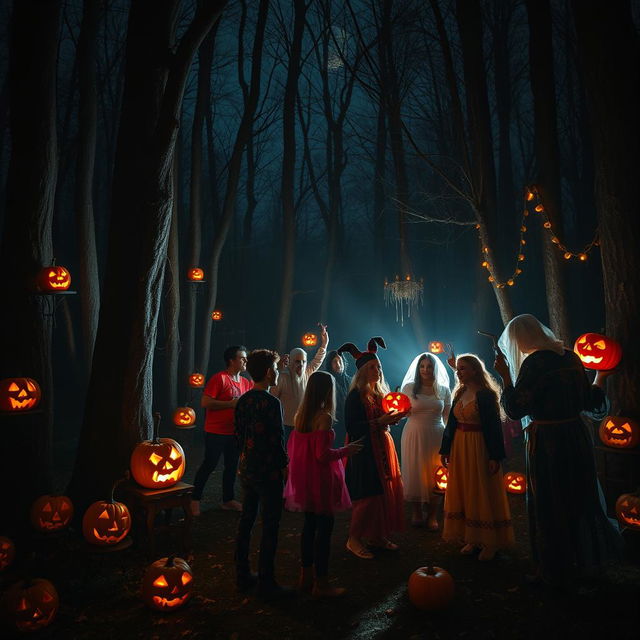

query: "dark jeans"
xmin=301 ymin=512 xmax=334 ymax=577
xmin=192 ymin=433 xmax=239 ymax=502
xmin=235 ymin=476 xmax=284 ymax=583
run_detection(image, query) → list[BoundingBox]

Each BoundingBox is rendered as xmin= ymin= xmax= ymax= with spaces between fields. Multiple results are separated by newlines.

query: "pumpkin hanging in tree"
xmin=186 ymin=267 xmax=204 ymax=282
xmin=142 ymin=555 xmax=193 ymax=611
xmin=188 ymin=373 xmax=205 ymax=388
xmin=172 ymin=407 xmax=196 ymax=429
xmin=30 ymin=494 xmax=74 ymax=533
xmin=0 ymin=377 xmax=41 ymax=412
xmin=301 ymin=333 xmax=318 ymax=347
xmin=3 ymin=577 xmax=59 ymax=632
xmin=130 ymin=413 xmax=185 ymax=489
xmin=573 ymin=332 xmax=622 ymax=370
xmin=428 ymin=341 xmax=444 ymax=355
xmin=82 ymin=479 xmax=131 ymax=546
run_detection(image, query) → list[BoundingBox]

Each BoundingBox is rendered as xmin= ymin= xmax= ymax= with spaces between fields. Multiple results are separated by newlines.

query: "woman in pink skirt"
xmin=284 ymin=371 xmax=363 ymax=597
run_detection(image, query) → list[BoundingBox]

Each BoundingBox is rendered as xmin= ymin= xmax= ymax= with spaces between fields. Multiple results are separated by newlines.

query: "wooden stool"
xmin=120 ymin=482 xmax=194 ymax=558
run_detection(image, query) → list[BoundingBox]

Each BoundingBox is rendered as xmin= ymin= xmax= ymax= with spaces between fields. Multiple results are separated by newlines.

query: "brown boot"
xmin=312 ymin=576 xmax=346 ymax=598
xmin=298 ymin=566 xmax=314 ymax=593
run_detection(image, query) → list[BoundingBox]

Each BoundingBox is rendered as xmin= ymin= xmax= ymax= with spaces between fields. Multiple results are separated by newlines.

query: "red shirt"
xmin=204 ymin=371 xmax=253 ymax=435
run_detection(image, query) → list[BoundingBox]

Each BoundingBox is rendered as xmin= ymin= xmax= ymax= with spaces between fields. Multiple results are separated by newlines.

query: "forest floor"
xmin=4 ymin=432 xmax=639 ymax=640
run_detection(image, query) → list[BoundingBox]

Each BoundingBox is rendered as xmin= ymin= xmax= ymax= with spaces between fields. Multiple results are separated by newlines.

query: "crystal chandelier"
xmin=384 ymin=274 xmax=424 ymax=326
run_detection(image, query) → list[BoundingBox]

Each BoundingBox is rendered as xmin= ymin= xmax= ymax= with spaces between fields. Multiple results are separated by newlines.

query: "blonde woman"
xmin=338 ymin=338 xmax=407 ymax=559
xmin=439 ymin=354 xmax=514 ymax=561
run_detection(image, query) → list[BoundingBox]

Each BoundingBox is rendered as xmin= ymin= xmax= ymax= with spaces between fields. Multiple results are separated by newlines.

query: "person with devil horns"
xmin=338 ymin=337 xmax=407 ymax=559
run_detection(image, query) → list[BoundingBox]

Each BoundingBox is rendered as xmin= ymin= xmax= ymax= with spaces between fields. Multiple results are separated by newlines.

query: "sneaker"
xmin=221 ymin=500 xmax=243 ymax=512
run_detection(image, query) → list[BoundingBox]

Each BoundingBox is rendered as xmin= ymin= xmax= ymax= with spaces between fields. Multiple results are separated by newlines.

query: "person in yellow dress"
xmin=439 ymin=353 xmax=514 ymax=561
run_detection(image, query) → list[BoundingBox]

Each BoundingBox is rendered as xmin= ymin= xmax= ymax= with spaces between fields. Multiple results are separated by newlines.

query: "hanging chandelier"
xmin=384 ymin=274 xmax=424 ymax=326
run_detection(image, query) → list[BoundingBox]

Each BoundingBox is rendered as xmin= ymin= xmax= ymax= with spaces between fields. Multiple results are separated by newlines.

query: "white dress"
xmin=400 ymin=383 xmax=451 ymax=503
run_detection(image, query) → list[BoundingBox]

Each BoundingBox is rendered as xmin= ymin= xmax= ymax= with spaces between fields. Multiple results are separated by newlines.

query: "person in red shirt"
xmin=191 ymin=345 xmax=253 ymax=516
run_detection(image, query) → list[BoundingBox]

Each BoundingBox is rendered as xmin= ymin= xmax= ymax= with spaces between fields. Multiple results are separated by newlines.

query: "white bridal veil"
xmin=401 ymin=353 xmax=451 ymax=396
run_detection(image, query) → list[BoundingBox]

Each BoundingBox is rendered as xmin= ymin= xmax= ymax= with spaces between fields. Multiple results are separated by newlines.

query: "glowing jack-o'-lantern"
xmin=504 ymin=471 xmax=526 ymax=495
xmin=37 ymin=265 xmax=71 ymax=292
xmin=4 ymin=578 xmax=59 ymax=632
xmin=573 ymin=333 xmax=622 ymax=371
xmin=172 ymin=407 xmax=196 ymax=428
xmin=82 ymin=483 xmax=131 ymax=547
xmin=131 ymin=413 xmax=185 ymax=489
xmin=211 ymin=310 xmax=223 ymax=321
xmin=428 ymin=341 xmax=444 ymax=355
xmin=142 ymin=555 xmax=193 ymax=611
xmin=433 ymin=465 xmax=448 ymax=493
xmin=301 ymin=333 xmax=318 ymax=347
xmin=599 ymin=416 xmax=640 ymax=449
xmin=615 ymin=490 xmax=640 ymax=530
xmin=0 ymin=536 xmax=15 ymax=571
xmin=188 ymin=373 xmax=205 ymax=388
xmin=187 ymin=267 xmax=204 ymax=281
xmin=407 ymin=566 xmax=455 ymax=611
xmin=30 ymin=494 xmax=74 ymax=533
xmin=381 ymin=391 xmax=411 ymax=415
xmin=0 ymin=377 xmax=41 ymax=412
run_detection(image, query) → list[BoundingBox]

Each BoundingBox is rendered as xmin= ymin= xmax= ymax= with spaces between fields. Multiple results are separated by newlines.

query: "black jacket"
xmin=439 ymin=388 xmax=506 ymax=462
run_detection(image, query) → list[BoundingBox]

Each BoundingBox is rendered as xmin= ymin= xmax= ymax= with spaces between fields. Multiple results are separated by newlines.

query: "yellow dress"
xmin=442 ymin=400 xmax=515 ymax=548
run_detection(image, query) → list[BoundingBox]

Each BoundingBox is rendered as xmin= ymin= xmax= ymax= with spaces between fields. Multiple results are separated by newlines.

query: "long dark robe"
xmin=501 ymin=349 xmax=623 ymax=582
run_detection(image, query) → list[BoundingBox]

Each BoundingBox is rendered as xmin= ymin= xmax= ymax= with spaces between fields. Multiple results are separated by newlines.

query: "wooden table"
xmin=120 ymin=481 xmax=193 ymax=558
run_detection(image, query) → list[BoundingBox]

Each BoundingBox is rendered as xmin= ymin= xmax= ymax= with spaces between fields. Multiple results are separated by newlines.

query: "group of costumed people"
xmin=190 ymin=315 xmax=623 ymax=599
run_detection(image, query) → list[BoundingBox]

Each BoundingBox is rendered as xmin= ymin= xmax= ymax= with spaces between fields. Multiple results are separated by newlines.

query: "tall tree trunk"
xmin=68 ymin=0 xmax=227 ymax=509
xmin=75 ymin=0 xmax=101 ymax=377
xmin=276 ymin=0 xmax=306 ymax=353
xmin=571 ymin=0 xmax=640 ymax=415
xmin=525 ymin=0 xmax=571 ymax=342
xmin=0 ymin=0 xmax=62 ymax=531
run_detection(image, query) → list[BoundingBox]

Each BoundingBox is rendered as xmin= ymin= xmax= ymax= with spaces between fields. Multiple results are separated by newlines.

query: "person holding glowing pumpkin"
xmin=439 ymin=353 xmax=514 ymax=561
xmin=495 ymin=314 xmax=623 ymax=586
xmin=338 ymin=337 xmax=407 ymax=559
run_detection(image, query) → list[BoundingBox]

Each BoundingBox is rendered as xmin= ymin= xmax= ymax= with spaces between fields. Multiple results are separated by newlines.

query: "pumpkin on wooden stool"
xmin=381 ymin=391 xmax=411 ymax=414
xmin=36 ymin=265 xmax=71 ymax=292
xmin=30 ymin=494 xmax=74 ymax=533
xmin=3 ymin=578 xmax=59 ymax=632
xmin=407 ymin=566 xmax=455 ymax=611
xmin=142 ymin=555 xmax=193 ymax=611
xmin=0 ymin=377 xmax=41 ymax=412
xmin=599 ymin=416 xmax=639 ymax=449
xmin=82 ymin=480 xmax=131 ymax=546
xmin=0 ymin=536 xmax=15 ymax=571
xmin=615 ymin=490 xmax=640 ymax=530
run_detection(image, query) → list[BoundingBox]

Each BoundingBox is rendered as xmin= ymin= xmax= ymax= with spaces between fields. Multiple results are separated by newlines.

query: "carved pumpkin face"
xmin=130 ymin=438 xmax=185 ymax=489
xmin=187 ymin=267 xmax=204 ymax=281
xmin=573 ymin=333 xmax=622 ymax=370
xmin=30 ymin=495 xmax=74 ymax=532
xmin=433 ymin=465 xmax=448 ymax=492
xmin=0 ymin=536 xmax=15 ymax=571
xmin=301 ymin=333 xmax=318 ymax=347
xmin=504 ymin=471 xmax=526 ymax=495
xmin=407 ymin=566 xmax=455 ymax=612
xmin=381 ymin=392 xmax=411 ymax=414
xmin=5 ymin=578 xmax=59 ymax=632
xmin=211 ymin=310 xmax=223 ymax=321
xmin=0 ymin=377 xmax=41 ymax=412
xmin=615 ymin=492 xmax=640 ymax=530
xmin=142 ymin=556 xmax=193 ymax=611
xmin=428 ymin=341 xmax=444 ymax=355
xmin=82 ymin=499 xmax=131 ymax=546
xmin=37 ymin=265 xmax=71 ymax=291
xmin=599 ymin=416 xmax=639 ymax=449
xmin=172 ymin=407 xmax=196 ymax=428
xmin=188 ymin=373 xmax=205 ymax=388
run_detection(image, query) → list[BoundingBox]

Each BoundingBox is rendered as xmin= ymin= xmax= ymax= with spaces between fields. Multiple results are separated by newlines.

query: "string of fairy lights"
xmin=478 ymin=185 xmax=600 ymax=289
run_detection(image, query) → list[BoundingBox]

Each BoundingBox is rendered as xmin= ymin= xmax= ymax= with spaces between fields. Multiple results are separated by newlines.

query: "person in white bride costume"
xmin=400 ymin=352 xmax=452 ymax=529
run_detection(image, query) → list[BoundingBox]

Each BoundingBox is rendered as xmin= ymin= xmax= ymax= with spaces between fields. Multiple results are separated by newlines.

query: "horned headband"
xmin=337 ymin=337 xmax=386 ymax=369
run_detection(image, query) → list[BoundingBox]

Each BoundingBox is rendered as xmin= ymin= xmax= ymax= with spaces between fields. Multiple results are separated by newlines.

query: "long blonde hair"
xmin=349 ymin=358 xmax=390 ymax=401
xmin=294 ymin=371 xmax=336 ymax=433
xmin=452 ymin=353 xmax=504 ymax=419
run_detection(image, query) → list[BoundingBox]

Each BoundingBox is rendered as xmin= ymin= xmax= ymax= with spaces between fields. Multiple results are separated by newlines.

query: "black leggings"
xmin=192 ymin=433 xmax=239 ymax=502
xmin=301 ymin=512 xmax=334 ymax=577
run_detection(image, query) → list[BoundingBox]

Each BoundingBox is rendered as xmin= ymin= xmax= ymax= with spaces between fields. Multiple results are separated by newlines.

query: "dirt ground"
xmin=3 ymin=432 xmax=639 ymax=640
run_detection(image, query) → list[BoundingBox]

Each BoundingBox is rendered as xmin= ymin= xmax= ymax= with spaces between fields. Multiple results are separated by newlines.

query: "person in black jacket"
xmin=439 ymin=353 xmax=514 ymax=561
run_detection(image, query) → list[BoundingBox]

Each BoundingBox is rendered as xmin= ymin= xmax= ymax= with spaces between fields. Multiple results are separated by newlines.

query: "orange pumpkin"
xmin=0 ymin=377 xmax=41 ymax=412
xmin=428 ymin=341 xmax=444 ymax=354
xmin=82 ymin=494 xmax=131 ymax=546
xmin=433 ymin=465 xmax=448 ymax=493
xmin=407 ymin=566 xmax=455 ymax=611
xmin=599 ymin=416 xmax=640 ymax=449
xmin=37 ymin=265 xmax=71 ymax=291
xmin=211 ymin=310 xmax=223 ymax=321
xmin=615 ymin=490 xmax=640 ymax=530
xmin=4 ymin=578 xmax=59 ymax=632
xmin=187 ymin=267 xmax=204 ymax=281
xmin=0 ymin=536 xmax=15 ymax=571
xmin=504 ymin=471 xmax=526 ymax=495
xmin=381 ymin=391 xmax=411 ymax=414
xmin=30 ymin=494 xmax=74 ymax=533
xmin=172 ymin=407 xmax=196 ymax=428
xmin=142 ymin=556 xmax=193 ymax=611
xmin=573 ymin=332 xmax=622 ymax=370
xmin=301 ymin=333 xmax=318 ymax=347
xmin=188 ymin=373 xmax=205 ymax=388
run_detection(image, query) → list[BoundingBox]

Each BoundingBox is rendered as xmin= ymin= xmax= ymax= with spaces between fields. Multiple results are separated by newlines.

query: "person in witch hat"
xmin=338 ymin=337 xmax=408 ymax=559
